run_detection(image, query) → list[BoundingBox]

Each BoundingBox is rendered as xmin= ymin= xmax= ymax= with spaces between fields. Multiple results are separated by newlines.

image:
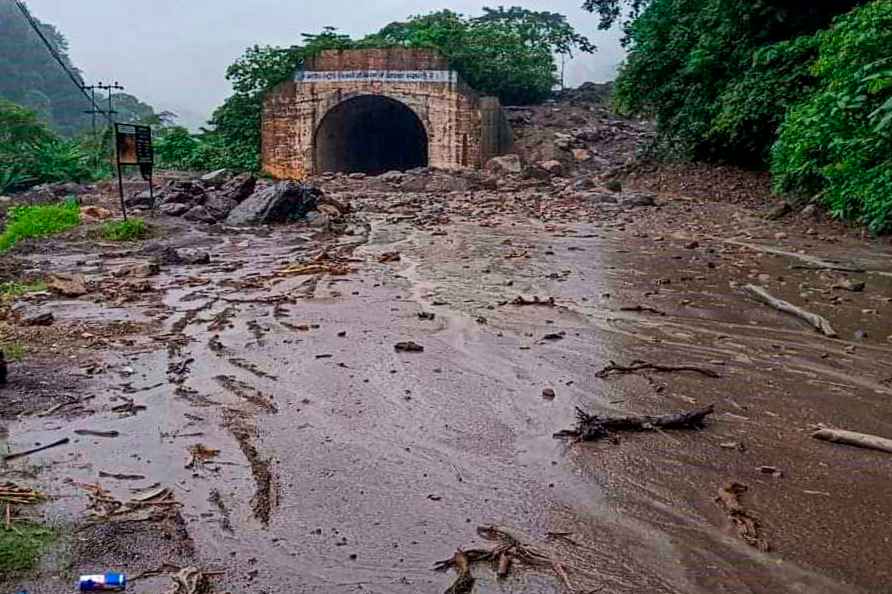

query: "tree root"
xmin=595 ymin=360 xmax=720 ymax=379
xmin=554 ymin=405 xmax=715 ymax=441
xmin=715 ymin=482 xmax=769 ymax=552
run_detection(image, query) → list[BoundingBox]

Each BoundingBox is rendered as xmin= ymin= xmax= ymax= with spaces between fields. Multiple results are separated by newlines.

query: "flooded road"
xmin=2 ymin=182 xmax=892 ymax=593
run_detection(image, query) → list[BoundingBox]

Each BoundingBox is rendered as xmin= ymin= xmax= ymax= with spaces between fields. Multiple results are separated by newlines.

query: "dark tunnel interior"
xmin=314 ymin=95 xmax=429 ymax=175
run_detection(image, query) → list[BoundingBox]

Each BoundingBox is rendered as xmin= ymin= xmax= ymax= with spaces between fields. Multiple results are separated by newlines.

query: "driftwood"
xmin=554 ymin=405 xmax=715 ymax=441
xmin=715 ymin=482 xmax=769 ymax=552
xmin=3 ymin=437 xmax=69 ymax=462
xmin=812 ymin=428 xmax=892 ymax=454
xmin=742 ymin=284 xmax=837 ymax=337
xmin=595 ymin=360 xmax=720 ymax=379
xmin=435 ymin=526 xmax=572 ymax=592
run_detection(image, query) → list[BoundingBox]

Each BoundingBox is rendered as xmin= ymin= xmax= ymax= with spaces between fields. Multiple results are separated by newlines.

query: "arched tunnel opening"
xmin=314 ymin=95 xmax=429 ymax=175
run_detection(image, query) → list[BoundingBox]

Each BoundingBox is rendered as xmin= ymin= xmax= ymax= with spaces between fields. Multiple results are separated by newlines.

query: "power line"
xmin=12 ymin=0 xmax=111 ymax=124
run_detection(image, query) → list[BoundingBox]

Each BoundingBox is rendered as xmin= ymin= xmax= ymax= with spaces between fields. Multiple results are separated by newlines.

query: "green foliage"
xmin=199 ymin=9 xmax=594 ymax=172
xmin=0 ymin=522 xmax=56 ymax=574
xmin=155 ymin=126 xmax=202 ymax=170
xmin=773 ymin=1 xmax=892 ymax=232
xmin=1 ymin=342 xmax=26 ymax=363
xmin=610 ymin=0 xmax=865 ymax=165
xmin=0 ymin=280 xmax=47 ymax=299
xmin=0 ymin=200 xmax=81 ymax=253
xmin=101 ymin=218 xmax=148 ymax=241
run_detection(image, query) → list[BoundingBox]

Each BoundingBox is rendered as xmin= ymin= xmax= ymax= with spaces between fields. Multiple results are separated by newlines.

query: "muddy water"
xmin=4 ymin=209 xmax=892 ymax=593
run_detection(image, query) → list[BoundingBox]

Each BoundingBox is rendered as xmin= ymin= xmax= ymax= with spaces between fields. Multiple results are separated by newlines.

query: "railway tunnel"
xmin=261 ymin=48 xmax=513 ymax=179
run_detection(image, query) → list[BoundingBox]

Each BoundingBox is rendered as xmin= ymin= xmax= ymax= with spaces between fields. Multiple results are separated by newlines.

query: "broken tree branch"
xmin=3 ymin=438 xmax=70 ymax=462
xmin=812 ymin=428 xmax=892 ymax=455
xmin=742 ymin=284 xmax=837 ymax=338
xmin=595 ymin=360 xmax=720 ymax=379
xmin=554 ymin=405 xmax=715 ymax=441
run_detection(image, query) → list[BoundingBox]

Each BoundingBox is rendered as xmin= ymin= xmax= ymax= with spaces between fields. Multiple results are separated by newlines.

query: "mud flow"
xmin=2 ymin=164 xmax=892 ymax=594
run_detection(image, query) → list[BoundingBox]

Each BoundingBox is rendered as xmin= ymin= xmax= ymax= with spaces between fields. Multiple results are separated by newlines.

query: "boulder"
xmin=378 ymin=170 xmax=405 ymax=183
xmin=485 ymin=154 xmax=524 ymax=176
xmin=217 ymin=173 xmax=257 ymax=203
xmin=159 ymin=202 xmax=192 ymax=217
xmin=619 ymin=192 xmax=657 ymax=208
xmin=225 ymin=182 xmax=321 ymax=226
xmin=46 ymin=273 xmax=88 ymax=297
xmin=115 ymin=260 xmax=160 ymax=279
xmin=176 ymin=248 xmax=211 ymax=265
xmin=200 ymin=169 xmax=232 ymax=187
xmin=584 ymin=192 xmax=619 ymax=205
xmin=537 ymin=160 xmax=564 ymax=176
xmin=125 ymin=190 xmax=155 ymax=210
xmin=183 ymin=205 xmax=218 ymax=224
xmin=204 ymin=195 xmax=239 ymax=220
xmin=22 ymin=311 xmax=54 ymax=326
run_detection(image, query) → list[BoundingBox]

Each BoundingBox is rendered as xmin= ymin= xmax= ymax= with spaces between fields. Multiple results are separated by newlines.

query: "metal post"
xmin=117 ymin=163 xmax=128 ymax=221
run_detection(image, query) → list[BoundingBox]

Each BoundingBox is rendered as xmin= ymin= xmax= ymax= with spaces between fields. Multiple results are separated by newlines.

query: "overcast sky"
xmin=25 ymin=0 xmax=625 ymax=128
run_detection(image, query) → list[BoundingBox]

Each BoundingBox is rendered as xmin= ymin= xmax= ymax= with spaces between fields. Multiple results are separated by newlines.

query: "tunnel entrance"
xmin=314 ymin=95 xmax=429 ymax=175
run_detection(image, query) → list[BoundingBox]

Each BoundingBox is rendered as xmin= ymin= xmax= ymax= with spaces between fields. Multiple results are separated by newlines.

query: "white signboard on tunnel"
xmin=295 ymin=70 xmax=458 ymax=83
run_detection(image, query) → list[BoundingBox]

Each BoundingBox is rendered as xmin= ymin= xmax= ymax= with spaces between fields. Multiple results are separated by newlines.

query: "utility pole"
xmin=81 ymin=84 xmax=100 ymax=135
xmin=97 ymin=81 xmax=124 ymax=124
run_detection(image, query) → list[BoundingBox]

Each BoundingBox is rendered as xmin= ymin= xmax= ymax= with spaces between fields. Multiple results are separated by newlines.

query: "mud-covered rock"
xmin=619 ymin=192 xmax=657 ymax=208
xmin=159 ymin=202 xmax=192 ymax=217
xmin=203 ymin=195 xmax=239 ymax=220
xmin=47 ymin=273 xmax=88 ymax=297
xmin=225 ymin=181 xmax=321 ymax=226
xmin=126 ymin=190 xmax=155 ymax=210
xmin=216 ymin=173 xmax=257 ymax=203
xmin=485 ymin=154 xmax=524 ymax=176
xmin=184 ymin=205 xmax=218 ymax=224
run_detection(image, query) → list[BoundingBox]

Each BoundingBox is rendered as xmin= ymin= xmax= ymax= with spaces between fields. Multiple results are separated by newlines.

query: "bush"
xmin=0 ymin=522 xmax=55 ymax=573
xmin=101 ymin=218 xmax=148 ymax=241
xmin=772 ymin=1 xmax=892 ymax=232
xmin=0 ymin=200 xmax=80 ymax=252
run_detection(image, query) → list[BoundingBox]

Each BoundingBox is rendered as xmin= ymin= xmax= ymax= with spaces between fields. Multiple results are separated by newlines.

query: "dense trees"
xmin=585 ymin=0 xmax=891 ymax=231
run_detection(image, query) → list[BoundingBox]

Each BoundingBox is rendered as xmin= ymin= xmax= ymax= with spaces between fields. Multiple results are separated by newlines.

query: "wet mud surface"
xmin=2 ymin=179 xmax=891 ymax=594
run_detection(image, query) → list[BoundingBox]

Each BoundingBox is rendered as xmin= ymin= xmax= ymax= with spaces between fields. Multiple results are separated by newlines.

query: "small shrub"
xmin=0 ymin=200 xmax=80 ymax=253
xmin=101 ymin=218 xmax=148 ymax=241
xmin=2 ymin=342 xmax=26 ymax=362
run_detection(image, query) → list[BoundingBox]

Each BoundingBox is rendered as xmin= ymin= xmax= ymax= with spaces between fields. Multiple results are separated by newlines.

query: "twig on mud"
xmin=553 ymin=405 xmax=715 ymax=441
xmin=3 ymin=438 xmax=70 ymax=462
xmin=0 ymin=482 xmax=45 ymax=505
xmin=715 ymin=482 xmax=769 ymax=552
xmin=742 ymin=284 xmax=837 ymax=338
xmin=618 ymin=305 xmax=666 ymax=316
xmin=435 ymin=526 xmax=576 ymax=592
xmin=595 ymin=360 xmax=720 ymax=379
xmin=509 ymin=296 xmax=556 ymax=307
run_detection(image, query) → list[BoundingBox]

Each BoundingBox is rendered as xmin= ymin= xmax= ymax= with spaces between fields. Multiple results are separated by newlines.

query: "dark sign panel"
xmin=115 ymin=123 xmax=153 ymax=165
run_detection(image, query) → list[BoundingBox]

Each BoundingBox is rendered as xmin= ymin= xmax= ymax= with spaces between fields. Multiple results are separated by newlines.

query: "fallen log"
xmin=554 ymin=404 xmax=715 ymax=441
xmin=742 ymin=284 xmax=837 ymax=337
xmin=812 ymin=428 xmax=892 ymax=454
xmin=596 ymin=360 xmax=720 ymax=379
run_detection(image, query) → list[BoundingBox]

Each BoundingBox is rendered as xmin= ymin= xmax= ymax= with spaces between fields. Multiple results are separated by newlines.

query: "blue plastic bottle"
xmin=78 ymin=573 xmax=127 ymax=591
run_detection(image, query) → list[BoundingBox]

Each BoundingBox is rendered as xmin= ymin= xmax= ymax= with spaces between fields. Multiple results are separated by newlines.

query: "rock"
xmin=115 ymin=260 xmax=160 ymax=278
xmin=225 ymin=181 xmax=322 ymax=226
xmin=305 ymin=211 xmax=330 ymax=228
xmin=80 ymin=206 xmax=113 ymax=222
xmin=348 ymin=172 xmax=366 ymax=180
xmin=774 ymin=232 xmax=788 ymax=240
xmin=801 ymin=204 xmax=819 ymax=218
xmin=572 ymin=177 xmax=595 ymax=191
xmin=542 ymin=388 xmax=556 ymax=400
xmin=833 ymin=278 xmax=866 ymax=292
xmin=399 ymin=176 xmax=430 ymax=192
xmin=537 ymin=160 xmax=564 ymax=176
xmin=317 ymin=204 xmax=342 ymax=218
xmin=766 ymin=202 xmax=792 ymax=220
xmin=572 ymin=148 xmax=593 ymax=162
xmin=394 ymin=341 xmax=424 ymax=353
xmin=176 ymin=249 xmax=211 ymax=265
xmin=685 ymin=240 xmax=700 ymax=249
xmin=200 ymin=169 xmax=232 ymax=187
xmin=203 ymin=195 xmax=239 ymax=220
xmin=378 ymin=170 xmax=405 ymax=183
xmin=184 ymin=205 xmax=218 ymax=224
xmin=485 ymin=154 xmax=524 ymax=176
xmin=46 ymin=273 xmax=88 ymax=297
xmin=0 ymin=351 xmax=5 ymax=386
xmin=159 ymin=202 xmax=192 ymax=217
xmin=583 ymin=192 xmax=619 ymax=204
xmin=619 ymin=192 xmax=656 ymax=208
xmin=22 ymin=311 xmax=54 ymax=326
xmin=318 ymin=194 xmax=351 ymax=215
xmin=605 ymin=180 xmax=623 ymax=192
xmin=217 ymin=173 xmax=257 ymax=203
xmin=125 ymin=190 xmax=155 ymax=210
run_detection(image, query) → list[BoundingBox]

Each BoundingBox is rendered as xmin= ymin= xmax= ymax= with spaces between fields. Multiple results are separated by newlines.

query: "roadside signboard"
xmin=114 ymin=123 xmax=154 ymax=219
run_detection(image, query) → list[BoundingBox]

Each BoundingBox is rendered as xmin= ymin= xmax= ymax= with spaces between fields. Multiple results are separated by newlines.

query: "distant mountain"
xmin=0 ymin=1 xmax=160 ymax=135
